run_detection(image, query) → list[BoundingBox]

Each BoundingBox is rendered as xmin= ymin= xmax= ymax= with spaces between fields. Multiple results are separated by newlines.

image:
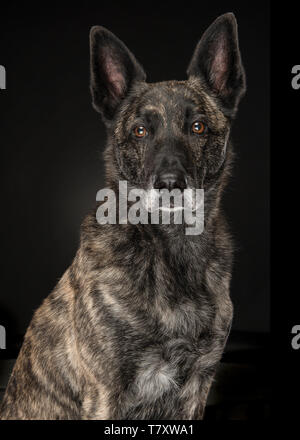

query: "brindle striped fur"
xmin=0 ymin=13 xmax=245 ymax=419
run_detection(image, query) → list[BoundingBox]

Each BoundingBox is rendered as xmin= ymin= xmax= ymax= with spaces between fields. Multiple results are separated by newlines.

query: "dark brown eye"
xmin=191 ymin=121 xmax=206 ymax=135
xmin=134 ymin=126 xmax=147 ymax=138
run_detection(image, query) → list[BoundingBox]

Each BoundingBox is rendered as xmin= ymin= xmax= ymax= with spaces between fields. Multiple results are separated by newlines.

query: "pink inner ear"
xmin=104 ymin=53 xmax=125 ymax=98
xmin=210 ymin=35 xmax=229 ymax=93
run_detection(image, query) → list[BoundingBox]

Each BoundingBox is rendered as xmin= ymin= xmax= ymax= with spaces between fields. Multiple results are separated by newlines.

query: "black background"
xmin=0 ymin=2 xmax=269 ymax=345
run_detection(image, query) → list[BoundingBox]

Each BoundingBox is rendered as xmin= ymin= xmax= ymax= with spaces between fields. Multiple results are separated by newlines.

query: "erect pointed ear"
xmin=90 ymin=26 xmax=146 ymax=121
xmin=187 ymin=13 xmax=246 ymax=115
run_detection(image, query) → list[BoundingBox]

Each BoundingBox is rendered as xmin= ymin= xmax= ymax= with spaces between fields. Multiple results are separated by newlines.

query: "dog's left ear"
xmin=90 ymin=26 xmax=146 ymax=121
xmin=187 ymin=13 xmax=246 ymax=115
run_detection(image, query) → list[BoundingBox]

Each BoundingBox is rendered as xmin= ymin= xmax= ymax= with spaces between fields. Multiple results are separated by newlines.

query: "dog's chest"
xmin=133 ymin=345 xmax=179 ymax=399
xmin=145 ymin=264 xmax=213 ymax=337
xmin=122 ymin=336 xmax=203 ymax=419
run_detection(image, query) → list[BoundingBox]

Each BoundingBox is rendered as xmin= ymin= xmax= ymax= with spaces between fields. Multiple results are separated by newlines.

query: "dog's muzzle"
xmin=153 ymin=171 xmax=187 ymax=192
xmin=152 ymin=150 xmax=189 ymax=192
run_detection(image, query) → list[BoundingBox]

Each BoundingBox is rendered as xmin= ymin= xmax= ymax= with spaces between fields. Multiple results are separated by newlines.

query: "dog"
xmin=0 ymin=12 xmax=246 ymax=420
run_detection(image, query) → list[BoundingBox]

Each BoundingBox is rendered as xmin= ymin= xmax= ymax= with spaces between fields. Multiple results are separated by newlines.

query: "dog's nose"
xmin=154 ymin=172 xmax=187 ymax=191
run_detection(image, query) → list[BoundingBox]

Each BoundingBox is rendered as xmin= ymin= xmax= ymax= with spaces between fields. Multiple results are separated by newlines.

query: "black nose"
xmin=154 ymin=172 xmax=187 ymax=191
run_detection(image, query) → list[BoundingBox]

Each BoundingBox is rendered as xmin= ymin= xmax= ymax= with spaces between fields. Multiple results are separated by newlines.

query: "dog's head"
xmin=90 ymin=13 xmax=246 ymax=205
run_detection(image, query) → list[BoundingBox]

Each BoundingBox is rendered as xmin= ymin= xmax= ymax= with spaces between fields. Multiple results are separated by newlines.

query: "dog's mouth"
xmin=160 ymin=203 xmax=184 ymax=212
xmin=156 ymin=189 xmax=184 ymax=211
xmin=141 ymin=173 xmax=201 ymax=212
xmin=141 ymin=186 xmax=202 ymax=213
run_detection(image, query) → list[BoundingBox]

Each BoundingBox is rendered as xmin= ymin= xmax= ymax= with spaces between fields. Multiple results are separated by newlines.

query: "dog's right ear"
xmin=187 ymin=13 xmax=246 ymax=116
xmin=90 ymin=26 xmax=146 ymax=121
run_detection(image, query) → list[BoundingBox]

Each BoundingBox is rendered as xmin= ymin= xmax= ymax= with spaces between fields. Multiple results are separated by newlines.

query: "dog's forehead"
xmin=135 ymin=81 xmax=227 ymax=126
xmin=139 ymin=82 xmax=197 ymax=114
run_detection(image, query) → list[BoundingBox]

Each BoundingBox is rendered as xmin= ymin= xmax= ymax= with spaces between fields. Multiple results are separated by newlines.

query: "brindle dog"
xmin=0 ymin=13 xmax=246 ymax=419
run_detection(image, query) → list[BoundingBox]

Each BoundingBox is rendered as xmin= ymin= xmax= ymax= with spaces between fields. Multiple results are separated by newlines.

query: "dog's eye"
xmin=134 ymin=126 xmax=147 ymax=138
xmin=191 ymin=121 xmax=206 ymax=135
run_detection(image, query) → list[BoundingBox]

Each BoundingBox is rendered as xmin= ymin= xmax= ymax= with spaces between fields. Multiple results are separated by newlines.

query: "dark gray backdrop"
xmin=0 ymin=1 xmax=270 ymax=345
